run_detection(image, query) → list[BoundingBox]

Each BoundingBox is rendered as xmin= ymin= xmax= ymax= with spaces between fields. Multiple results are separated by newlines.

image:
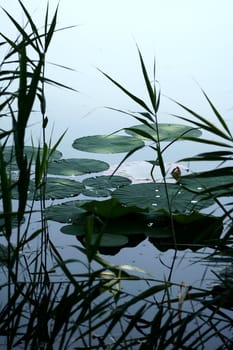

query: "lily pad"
xmin=4 ymin=145 xmax=62 ymax=165
xmin=60 ymin=214 xmax=89 ymax=234
xmin=125 ymin=123 xmax=201 ymax=141
xmin=82 ymin=175 xmax=131 ymax=189
xmin=112 ymin=183 xmax=214 ymax=213
xmin=81 ymin=198 xmax=147 ymax=218
xmin=26 ymin=178 xmax=84 ymax=200
xmin=180 ymin=168 xmax=233 ymax=197
xmin=48 ymin=158 xmax=109 ymax=176
xmin=46 ymin=200 xmax=88 ymax=223
xmin=81 ymin=188 xmax=111 ymax=198
xmin=82 ymin=176 xmax=131 ymax=198
xmin=72 ymin=134 xmax=144 ymax=153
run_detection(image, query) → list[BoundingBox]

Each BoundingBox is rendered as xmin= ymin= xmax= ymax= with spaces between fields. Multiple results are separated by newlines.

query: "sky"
xmin=1 ymin=0 xmax=233 ymax=157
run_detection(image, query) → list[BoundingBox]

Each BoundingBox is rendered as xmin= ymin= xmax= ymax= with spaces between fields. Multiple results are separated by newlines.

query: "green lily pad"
xmin=82 ymin=175 xmax=131 ymax=197
xmin=60 ymin=214 xmax=88 ymax=234
xmin=125 ymin=123 xmax=202 ymax=141
xmin=72 ymin=134 xmax=144 ymax=153
xmin=81 ymin=188 xmax=111 ymax=198
xmin=112 ymin=183 xmax=214 ymax=213
xmin=4 ymin=145 xmax=62 ymax=165
xmin=82 ymin=175 xmax=131 ymax=189
xmin=46 ymin=200 xmax=88 ymax=223
xmin=81 ymin=198 xmax=147 ymax=218
xmin=48 ymin=158 xmax=109 ymax=176
xmin=180 ymin=168 xmax=233 ymax=197
xmin=25 ymin=178 xmax=84 ymax=200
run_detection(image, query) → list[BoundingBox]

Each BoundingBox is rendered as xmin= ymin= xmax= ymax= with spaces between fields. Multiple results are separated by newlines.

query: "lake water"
xmin=1 ymin=2 xmax=232 ymax=347
xmin=1 ymin=0 xmax=231 ymax=280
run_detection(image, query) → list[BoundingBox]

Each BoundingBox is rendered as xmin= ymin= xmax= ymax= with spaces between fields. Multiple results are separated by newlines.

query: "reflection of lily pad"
xmin=87 ymin=233 xmax=128 ymax=247
xmin=72 ymin=135 xmax=144 ymax=153
xmin=112 ymin=183 xmax=214 ymax=213
xmin=148 ymin=212 xmax=223 ymax=251
xmin=61 ymin=223 xmax=128 ymax=247
xmin=48 ymin=158 xmax=109 ymax=176
xmin=125 ymin=123 xmax=201 ymax=141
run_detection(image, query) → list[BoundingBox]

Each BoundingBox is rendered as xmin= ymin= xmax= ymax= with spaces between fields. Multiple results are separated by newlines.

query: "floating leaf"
xmin=81 ymin=188 xmax=110 ymax=198
xmin=125 ymin=123 xmax=201 ymax=141
xmin=46 ymin=200 xmax=88 ymax=223
xmin=180 ymin=168 xmax=233 ymax=197
xmin=72 ymin=134 xmax=144 ymax=153
xmin=81 ymin=198 xmax=147 ymax=218
xmin=82 ymin=175 xmax=131 ymax=198
xmin=112 ymin=183 xmax=214 ymax=213
xmin=25 ymin=178 xmax=84 ymax=200
xmin=4 ymin=145 xmax=62 ymax=164
xmin=82 ymin=175 xmax=131 ymax=189
xmin=60 ymin=215 xmax=88 ymax=235
xmin=48 ymin=158 xmax=109 ymax=176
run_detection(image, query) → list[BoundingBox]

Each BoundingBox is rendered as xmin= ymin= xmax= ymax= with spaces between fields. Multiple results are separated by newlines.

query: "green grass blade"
xmin=18 ymin=0 xmax=42 ymax=50
xmin=2 ymin=9 xmax=38 ymax=52
xmin=173 ymin=99 xmax=232 ymax=141
xmin=201 ymin=89 xmax=232 ymax=137
xmin=125 ymin=126 xmax=157 ymax=142
xmin=137 ymin=47 xmax=157 ymax=112
xmin=99 ymin=69 xmax=152 ymax=113
xmin=0 ymin=146 xmax=12 ymax=237
xmin=18 ymin=45 xmax=27 ymax=123
xmin=112 ymin=304 xmax=147 ymax=349
xmin=111 ymin=144 xmax=145 ymax=176
xmin=44 ymin=5 xmax=59 ymax=52
xmin=179 ymin=136 xmax=232 ymax=148
xmin=174 ymin=114 xmax=232 ymax=141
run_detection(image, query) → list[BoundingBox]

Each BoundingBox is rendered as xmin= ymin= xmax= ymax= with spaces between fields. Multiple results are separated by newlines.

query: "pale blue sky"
xmin=1 ymin=1 xmax=233 ymax=156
